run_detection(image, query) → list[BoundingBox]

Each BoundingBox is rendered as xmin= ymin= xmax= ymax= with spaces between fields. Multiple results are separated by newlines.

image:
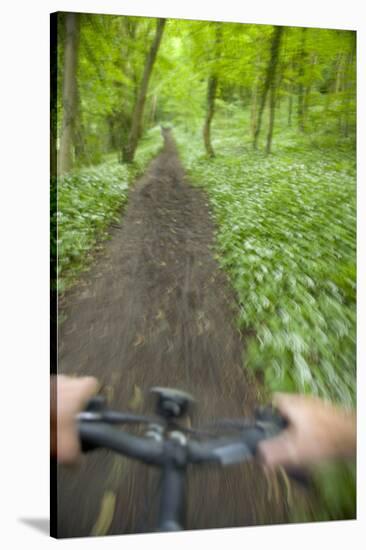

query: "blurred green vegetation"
xmin=53 ymin=126 xmax=162 ymax=291
xmin=174 ymin=107 xmax=356 ymax=521
xmin=53 ymin=13 xmax=356 ymax=522
xmin=54 ymin=14 xmax=355 ymax=171
xmin=175 ymin=109 xmax=356 ymax=406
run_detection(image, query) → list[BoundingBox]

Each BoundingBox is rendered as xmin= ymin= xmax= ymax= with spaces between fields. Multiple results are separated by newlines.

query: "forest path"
xmin=57 ymin=129 xmax=291 ymax=537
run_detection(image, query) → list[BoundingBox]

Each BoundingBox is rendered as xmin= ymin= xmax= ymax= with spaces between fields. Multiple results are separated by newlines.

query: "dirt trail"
xmin=57 ymin=130 xmax=291 ymax=537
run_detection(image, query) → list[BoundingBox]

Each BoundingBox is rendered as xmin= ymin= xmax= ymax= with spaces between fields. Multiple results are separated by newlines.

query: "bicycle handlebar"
xmin=76 ymin=393 xmax=300 ymax=532
xmin=78 ymin=406 xmax=286 ymax=467
xmin=79 ymin=421 xmax=164 ymax=464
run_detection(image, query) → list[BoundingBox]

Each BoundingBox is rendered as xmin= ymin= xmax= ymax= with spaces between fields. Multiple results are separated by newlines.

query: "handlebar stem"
xmin=157 ymin=438 xmax=188 ymax=532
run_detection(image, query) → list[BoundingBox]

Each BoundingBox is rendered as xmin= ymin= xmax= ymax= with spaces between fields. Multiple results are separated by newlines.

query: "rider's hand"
xmin=257 ymin=393 xmax=356 ymax=469
xmin=51 ymin=374 xmax=99 ymax=464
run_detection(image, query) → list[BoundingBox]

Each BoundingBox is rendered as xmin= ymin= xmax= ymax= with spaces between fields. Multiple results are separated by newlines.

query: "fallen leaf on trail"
xmin=90 ymin=491 xmax=116 ymax=537
xmin=105 ymin=456 xmax=126 ymax=488
xmin=133 ymin=334 xmax=145 ymax=347
xmin=279 ymin=467 xmax=292 ymax=508
xmin=129 ymin=384 xmax=142 ymax=410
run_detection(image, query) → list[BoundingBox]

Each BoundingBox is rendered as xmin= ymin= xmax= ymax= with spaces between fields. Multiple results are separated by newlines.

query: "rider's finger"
xmin=271 ymin=392 xmax=313 ymax=424
xmin=76 ymin=377 xmax=100 ymax=406
xmin=257 ymin=431 xmax=301 ymax=469
xmin=270 ymin=393 xmax=297 ymax=421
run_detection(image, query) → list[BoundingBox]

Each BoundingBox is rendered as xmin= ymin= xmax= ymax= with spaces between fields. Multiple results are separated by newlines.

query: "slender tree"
xmin=302 ymin=52 xmax=317 ymax=129
xmin=203 ymin=23 xmax=222 ymax=158
xmin=266 ymin=34 xmax=284 ymax=154
xmin=250 ymin=62 xmax=260 ymax=139
xmin=122 ymin=18 xmax=166 ymax=163
xmin=203 ymin=74 xmax=218 ymax=157
xmin=297 ymin=27 xmax=307 ymax=132
xmin=288 ymin=86 xmax=293 ymax=126
xmin=253 ymin=25 xmax=283 ymax=150
xmin=59 ymin=13 xmax=80 ymax=174
xmin=342 ymin=33 xmax=356 ymax=137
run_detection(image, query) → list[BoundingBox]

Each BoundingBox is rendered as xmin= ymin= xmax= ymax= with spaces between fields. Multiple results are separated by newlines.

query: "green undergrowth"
xmin=53 ymin=126 xmax=163 ymax=292
xmin=174 ymin=115 xmax=356 ymax=521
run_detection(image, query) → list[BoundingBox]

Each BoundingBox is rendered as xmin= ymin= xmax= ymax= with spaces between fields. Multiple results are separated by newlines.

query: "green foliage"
xmin=56 ymin=14 xmax=356 ymax=166
xmin=57 ymin=13 xmax=160 ymax=166
xmin=174 ymin=113 xmax=356 ymax=519
xmin=311 ymin=462 xmax=356 ymax=520
xmin=151 ymin=20 xmax=207 ymax=129
xmin=177 ymin=117 xmax=356 ymax=405
xmin=54 ymin=126 xmax=162 ymax=292
xmin=54 ymin=14 xmax=356 ymax=523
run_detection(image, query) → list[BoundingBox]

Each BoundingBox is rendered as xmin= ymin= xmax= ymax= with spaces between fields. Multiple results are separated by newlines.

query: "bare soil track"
xmin=57 ymin=130 xmax=292 ymax=537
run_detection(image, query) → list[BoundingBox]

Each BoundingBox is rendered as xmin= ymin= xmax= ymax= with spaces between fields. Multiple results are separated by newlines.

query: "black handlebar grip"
xmin=79 ymin=395 xmax=108 ymax=453
xmin=254 ymin=405 xmax=288 ymax=431
xmin=79 ymin=420 xmax=102 ymax=454
xmin=78 ymin=421 xmax=164 ymax=464
xmin=85 ymin=395 xmax=107 ymax=412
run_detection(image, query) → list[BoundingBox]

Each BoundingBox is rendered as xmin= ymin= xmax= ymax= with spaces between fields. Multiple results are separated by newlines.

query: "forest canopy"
xmin=53 ymin=13 xmax=355 ymax=172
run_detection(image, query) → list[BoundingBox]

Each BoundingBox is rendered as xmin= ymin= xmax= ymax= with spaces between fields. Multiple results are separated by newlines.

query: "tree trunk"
xmin=122 ymin=18 xmax=166 ymax=163
xmin=250 ymin=54 xmax=261 ymax=140
xmin=342 ymin=34 xmax=356 ymax=138
xmin=304 ymin=84 xmax=311 ymax=129
xmin=334 ymin=53 xmax=345 ymax=93
xmin=253 ymin=25 xmax=283 ymax=150
xmin=59 ymin=13 xmax=80 ymax=175
xmin=266 ymin=43 xmax=283 ymax=154
xmin=150 ymin=94 xmax=158 ymax=125
xmin=203 ymin=75 xmax=218 ymax=157
xmin=288 ymin=90 xmax=293 ymax=126
xmin=297 ymin=27 xmax=307 ymax=133
xmin=276 ymin=69 xmax=283 ymax=110
xmin=266 ymin=81 xmax=277 ymax=154
xmin=303 ymin=53 xmax=317 ymax=129
xmin=74 ymin=86 xmax=86 ymax=161
xmin=202 ymin=23 xmax=222 ymax=158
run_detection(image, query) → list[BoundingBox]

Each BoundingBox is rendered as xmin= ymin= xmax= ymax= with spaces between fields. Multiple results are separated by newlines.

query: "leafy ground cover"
xmin=177 ymin=112 xmax=356 ymax=406
xmin=54 ymin=126 xmax=163 ymax=292
xmin=175 ymin=108 xmax=356 ymax=520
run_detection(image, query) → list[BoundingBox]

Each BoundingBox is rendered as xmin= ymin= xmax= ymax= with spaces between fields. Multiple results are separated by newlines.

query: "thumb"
xmin=75 ymin=376 xmax=100 ymax=409
xmin=258 ymin=431 xmax=299 ymax=469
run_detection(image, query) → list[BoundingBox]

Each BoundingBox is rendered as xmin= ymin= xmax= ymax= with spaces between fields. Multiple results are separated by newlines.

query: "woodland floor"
xmin=57 ymin=130 xmax=296 ymax=537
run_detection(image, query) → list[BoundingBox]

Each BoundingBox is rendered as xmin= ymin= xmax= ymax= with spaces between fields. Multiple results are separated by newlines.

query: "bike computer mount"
xmin=149 ymin=387 xmax=195 ymax=419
